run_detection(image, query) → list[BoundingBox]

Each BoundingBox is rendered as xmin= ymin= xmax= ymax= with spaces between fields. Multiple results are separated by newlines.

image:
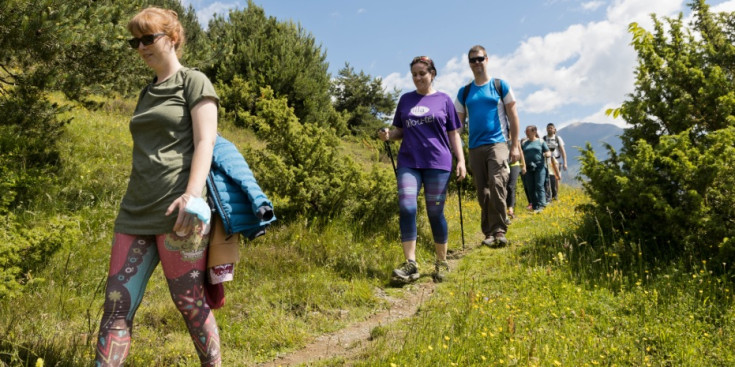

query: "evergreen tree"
xmin=582 ymin=0 xmax=735 ymax=266
xmin=618 ymin=0 xmax=735 ymax=148
xmin=205 ymin=0 xmax=344 ymax=131
xmin=330 ymin=63 xmax=399 ymax=136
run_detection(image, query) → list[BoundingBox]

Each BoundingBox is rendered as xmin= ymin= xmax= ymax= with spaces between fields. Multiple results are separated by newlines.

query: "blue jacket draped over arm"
xmin=207 ymin=136 xmax=276 ymax=239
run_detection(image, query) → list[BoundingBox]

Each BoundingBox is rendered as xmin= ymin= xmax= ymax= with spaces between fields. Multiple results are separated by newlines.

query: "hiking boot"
xmin=432 ymin=260 xmax=450 ymax=283
xmin=494 ymin=231 xmax=509 ymax=247
xmin=391 ymin=261 xmax=419 ymax=283
xmin=481 ymin=235 xmax=495 ymax=246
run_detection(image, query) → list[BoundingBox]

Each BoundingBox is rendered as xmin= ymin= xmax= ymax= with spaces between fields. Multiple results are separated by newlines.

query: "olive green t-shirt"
xmin=114 ymin=67 xmax=218 ymax=234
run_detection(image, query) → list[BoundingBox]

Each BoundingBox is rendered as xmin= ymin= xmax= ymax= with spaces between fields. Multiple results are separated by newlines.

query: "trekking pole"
xmin=457 ymin=164 xmax=465 ymax=251
xmin=382 ymin=129 xmax=397 ymax=175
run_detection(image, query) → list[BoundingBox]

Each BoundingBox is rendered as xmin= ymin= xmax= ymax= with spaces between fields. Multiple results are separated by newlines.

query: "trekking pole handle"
xmin=377 ymin=127 xmax=390 ymax=141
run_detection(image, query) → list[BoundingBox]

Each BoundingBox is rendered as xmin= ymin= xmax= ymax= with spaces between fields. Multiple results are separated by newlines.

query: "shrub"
xmin=579 ymin=127 xmax=735 ymax=265
xmin=0 ymin=213 xmax=82 ymax=298
xmin=243 ymin=87 xmax=396 ymax=225
xmin=0 ymin=82 xmax=69 ymax=214
xmin=580 ymin=2 xmax=735 ymax=271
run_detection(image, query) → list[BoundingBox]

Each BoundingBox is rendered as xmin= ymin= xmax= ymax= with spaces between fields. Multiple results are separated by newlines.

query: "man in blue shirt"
xmin=455 ymin=45 xmax=521 ymax=246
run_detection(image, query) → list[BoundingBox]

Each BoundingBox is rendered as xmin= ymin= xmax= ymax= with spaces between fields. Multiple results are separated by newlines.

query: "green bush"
xmin=242 ymin=87 xmax=396 ymax=225
xmin=579 ymin=127 xmax=735 ymax=265
xmin=580 ymin=2 xmax=735 ymax=271
xmin=0 ymin=213 xmax=82 ymax=298
xmin=0 ymin=82 xmax=69 ymax=214
xmin=216 ymin=75 xmax=258 ymax=128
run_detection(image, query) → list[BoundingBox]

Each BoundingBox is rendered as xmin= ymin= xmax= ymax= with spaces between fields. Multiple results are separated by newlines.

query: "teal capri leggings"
xmin=397 ymin=167 xmax=451 ymax=243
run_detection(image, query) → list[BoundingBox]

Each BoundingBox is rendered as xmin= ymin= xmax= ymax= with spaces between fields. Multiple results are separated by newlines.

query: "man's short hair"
xmin=468 ymin=45 xmax=487 ymax=57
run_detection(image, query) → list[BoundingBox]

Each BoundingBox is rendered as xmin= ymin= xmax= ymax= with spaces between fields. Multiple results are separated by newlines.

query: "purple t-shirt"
xmin=392 ymin=91 xmax=462 ymax=171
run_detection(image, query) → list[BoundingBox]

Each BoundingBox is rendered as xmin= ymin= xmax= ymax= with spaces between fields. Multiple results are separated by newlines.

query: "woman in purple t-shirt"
xmin=378 ymin=56 xmax=466 ymax=284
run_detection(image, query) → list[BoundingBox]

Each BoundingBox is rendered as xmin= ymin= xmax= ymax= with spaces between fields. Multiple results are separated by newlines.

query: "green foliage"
xmin=216 ymin=75 xmax=258 ymax=128
xmin=330 ymin=63 xmax=399 ymax=136
xmin=0 ymin=213 xmax=81 ymax=299
xmin=581 ymin=1 xmax=735 ymax=269
xmin=206 ymin=0 xmax=345 ymax=132
xmin=580 ymin=127 xmax=735 ymax=264
xmin=0 ymin=81 xmax=68 ymax=213
xmin=621 ymin=1 xmax=735 ymax=147
xmin=0 ymin=0 xmax=207 ymax=212
xmin=244 ymin=87 xmax=396 ymax=224
xmin=2 ymin=0 xmax=140 ymax=99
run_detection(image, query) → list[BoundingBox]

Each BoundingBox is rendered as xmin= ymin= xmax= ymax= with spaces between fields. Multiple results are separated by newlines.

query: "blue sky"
xmin=182 ymin=0 xmax=735 ymax=130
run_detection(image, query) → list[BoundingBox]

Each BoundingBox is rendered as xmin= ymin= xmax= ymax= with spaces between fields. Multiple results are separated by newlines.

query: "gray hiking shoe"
xmin=494 ymin=231 xmax=509 ymax=247
xmin=392 ymin=261 xmax=419 ymax=283
xmin=432 ymin=260 xmax=450 ymax=283
xmin=481 ymin=235 xmax=495 ymax=246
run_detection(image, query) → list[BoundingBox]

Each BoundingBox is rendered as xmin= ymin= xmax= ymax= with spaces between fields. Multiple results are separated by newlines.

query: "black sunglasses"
xmin=128 ymin=33 xmax=166 ymax=49
xmin=469 ymin=56 xmax=487 ymax=64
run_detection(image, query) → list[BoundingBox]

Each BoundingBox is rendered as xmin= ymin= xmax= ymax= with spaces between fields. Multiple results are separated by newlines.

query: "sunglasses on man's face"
xmin=469 ymin=56 xmax=487 ymax=64
xmin=128 ymin=33 xmax=166 ymax=49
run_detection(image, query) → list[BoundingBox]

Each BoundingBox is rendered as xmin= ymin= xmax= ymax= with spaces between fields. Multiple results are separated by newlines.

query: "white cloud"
xmin=605 ymin=0 xmax=683 ymax=25
xmin=712 ymin=0 xmax=735 ymax=12
xmin=382 ymin=72 xmax=413 ymax=93
xmin=384 ymin=0 xmax=702 ymax=125
xmin=581 ymin=1 xmax=605 ymax=11
xmin=195 ymin=1 xmax=240 ymax=28
xmin=357 ymin=8 xmax=367 ymax=14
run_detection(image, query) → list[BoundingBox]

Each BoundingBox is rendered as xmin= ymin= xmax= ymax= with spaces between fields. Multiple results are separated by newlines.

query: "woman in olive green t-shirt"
xmin=94 ymin=7 xmax=221 ymax=367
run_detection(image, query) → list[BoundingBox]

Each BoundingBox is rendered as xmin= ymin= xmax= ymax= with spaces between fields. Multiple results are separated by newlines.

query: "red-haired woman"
xmin=95 ymin=7 xmax=220 ymax=366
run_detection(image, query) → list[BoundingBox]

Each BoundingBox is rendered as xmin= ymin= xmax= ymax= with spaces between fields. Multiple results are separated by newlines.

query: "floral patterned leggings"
xmin=94 ymin=232 xmax=221 ymax=367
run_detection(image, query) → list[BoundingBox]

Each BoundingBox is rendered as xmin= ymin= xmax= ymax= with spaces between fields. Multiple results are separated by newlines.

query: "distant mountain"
xmin=554 ymin=122 xmax=624 ymax=185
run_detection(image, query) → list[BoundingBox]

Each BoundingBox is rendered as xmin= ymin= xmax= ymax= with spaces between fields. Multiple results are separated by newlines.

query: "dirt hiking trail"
xmin=258 ymin=245 xmax=479 ymax=366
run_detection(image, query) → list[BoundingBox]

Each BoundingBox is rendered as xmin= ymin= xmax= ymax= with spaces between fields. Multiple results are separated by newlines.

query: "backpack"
xmin=543 ymin=135 xmax=560 ymax=156
xmin=543 ymin=135 xmax=557 ymax=151
xmin=460 ymin=78 xmax=509 ymax=137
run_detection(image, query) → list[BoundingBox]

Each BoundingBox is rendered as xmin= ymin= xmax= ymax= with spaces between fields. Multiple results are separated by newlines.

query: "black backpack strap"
xmin=461 ymin=82 xmax=472 ymax=110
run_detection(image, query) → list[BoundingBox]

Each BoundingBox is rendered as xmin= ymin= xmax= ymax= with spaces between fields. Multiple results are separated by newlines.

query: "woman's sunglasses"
xmin=128 ymin=33 xmax=165 ymax=49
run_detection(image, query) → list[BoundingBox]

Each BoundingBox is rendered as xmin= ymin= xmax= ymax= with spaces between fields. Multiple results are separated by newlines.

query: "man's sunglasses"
xmin=128 ymin=33 xmax=166 ymax=49
xmin=469 ymin=56 xmax=487 ymax=64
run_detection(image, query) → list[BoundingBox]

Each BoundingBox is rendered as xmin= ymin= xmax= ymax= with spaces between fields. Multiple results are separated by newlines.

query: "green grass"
xmin=0 ymin=96 xmax=452 ymax=366
xmin=1 ymin=97 xmax=734 ymax=366
xmin=349 ymin=188 xmax=735 ymax=367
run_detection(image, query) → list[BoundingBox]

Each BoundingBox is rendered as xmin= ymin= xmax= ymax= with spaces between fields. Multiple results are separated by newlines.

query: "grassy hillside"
xmin=0 ymin=97 xmax=466 ymax=366
xmin=1 ymin=98 xmax=733 ymax=366
xmin=350 ymin=188 xmax=735 ymax=366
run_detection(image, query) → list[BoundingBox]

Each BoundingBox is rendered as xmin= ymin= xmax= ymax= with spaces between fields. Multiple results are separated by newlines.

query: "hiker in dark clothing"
xmin=522 ymin=125 xmax=550 ymax=213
